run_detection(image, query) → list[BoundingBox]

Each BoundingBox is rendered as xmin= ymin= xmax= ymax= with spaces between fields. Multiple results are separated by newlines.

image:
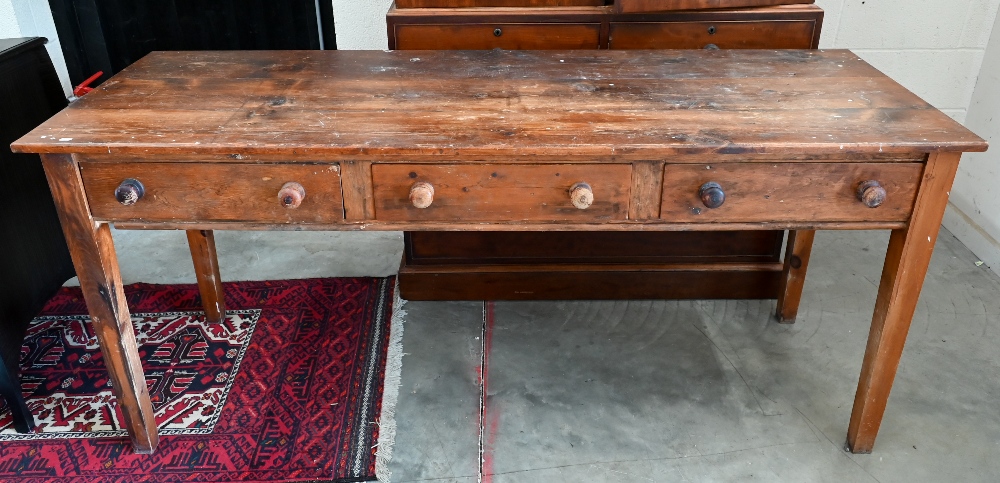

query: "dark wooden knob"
xmin=410 ymin=182 xmax=435 ymax=209
xmin=699 ymin=182 xmax=725 ymax=209
xmin=857 ymin=180 xmax=887 ymax=208
xmin=707 ymin=26 xmax=717 ymax=35
xmin=114 ymin=178 xmax=145 ymax=206
xmin=570 ymin=182 xmax=594 ymax=210
xmin=278 ymin=182 xmax=306 ymax=209
xmin=494 ymin=28 xmax=502 ymax=37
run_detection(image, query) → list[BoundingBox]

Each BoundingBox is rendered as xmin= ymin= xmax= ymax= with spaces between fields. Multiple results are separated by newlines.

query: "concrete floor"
xmin=103 ymin=227 xmax=1000 ymax=482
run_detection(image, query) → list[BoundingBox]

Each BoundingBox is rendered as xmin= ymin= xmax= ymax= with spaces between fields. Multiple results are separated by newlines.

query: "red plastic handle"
xmin=73 ymin=71 xmax=104 ymax=97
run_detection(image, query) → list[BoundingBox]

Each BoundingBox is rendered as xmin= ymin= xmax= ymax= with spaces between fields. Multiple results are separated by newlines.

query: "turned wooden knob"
xmin=570 ymin=182 xmax=594 ymax=210
xmin=410 ymin=182 xmax=435 ymax=209
xmin=699 ymin=182 xmax=725 ymax=209
xmin=278 ymin=182 xmax=306 ymax=209
xmin=857 ymin=180 xmax=887 ymax=208
xmin=114 ymin=178 xmax=145 ymax=206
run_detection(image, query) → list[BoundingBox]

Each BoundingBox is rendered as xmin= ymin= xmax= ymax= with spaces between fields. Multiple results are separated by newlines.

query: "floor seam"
xmin=477 ymin=300 xmax=488 ymax=483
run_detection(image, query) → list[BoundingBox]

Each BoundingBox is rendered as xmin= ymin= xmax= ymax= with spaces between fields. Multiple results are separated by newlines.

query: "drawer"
xmin=394 ymin=23 xmax=601 ymax=50
xmin=659 ymin=163 xmax=923 ymax=224
xmin=80 ymin=162 xmax=344 ymax=223
xmin=372 ymin=164 xmax=631 ymax=222
xmin=395 ymin=0 xmax=603 ymax=7
xmin=609 ymin=20 xmax=818 ymax=50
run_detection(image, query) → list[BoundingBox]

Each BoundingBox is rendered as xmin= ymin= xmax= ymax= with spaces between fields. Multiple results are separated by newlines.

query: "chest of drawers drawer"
xmin=659 ymin=163 xmax=924 ymax=224
xmin=79 ymin=162 xmax=345 ymax=223
xmin=393 ymin=23 xmax=601 ymax=50
xmin=609 ymin=20 xmax=818 ymax=49
xmin=372 ymin=164 xmax=631 ymax=222
xmin=387 ymin=5 xmax=824 ymax=51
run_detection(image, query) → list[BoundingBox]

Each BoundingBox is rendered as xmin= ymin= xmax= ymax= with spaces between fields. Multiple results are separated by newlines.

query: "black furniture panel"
xmin=0 ymin=37 xmax=76 ymax=432
xmin=48 ymin=0 xmax=337 ymax=86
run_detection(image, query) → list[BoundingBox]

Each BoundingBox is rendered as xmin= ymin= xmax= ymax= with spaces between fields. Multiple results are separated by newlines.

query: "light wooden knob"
xmin=114 ymin=178 xmax=145 ymax=206
xmin=857 ymin=180 xmax=887 ymax=208
xmin=699 ymin=182 xmax=725 ymax=209
xmin=410 ymin=182 xmax=435 ymax=209
xmin=278 ymin=182 xmax=306 ymax=209
xmin=570 ymin=182 xmax=594 ymax=210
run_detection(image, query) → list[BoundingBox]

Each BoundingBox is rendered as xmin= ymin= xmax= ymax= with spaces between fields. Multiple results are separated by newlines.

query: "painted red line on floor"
xmin=481 ymin=301 xmax=496 ymax=483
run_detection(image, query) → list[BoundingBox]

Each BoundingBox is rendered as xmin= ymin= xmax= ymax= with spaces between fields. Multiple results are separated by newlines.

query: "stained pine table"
xmin=12 ymin=49 xmax=987 ymax=454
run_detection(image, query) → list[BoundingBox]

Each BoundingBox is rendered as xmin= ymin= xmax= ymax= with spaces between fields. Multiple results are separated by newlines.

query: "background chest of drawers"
xmin=386 ymin=2 xmax=824 ymax=302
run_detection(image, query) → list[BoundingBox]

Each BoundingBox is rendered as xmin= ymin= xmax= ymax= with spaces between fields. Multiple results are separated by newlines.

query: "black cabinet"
xmin=48 ymin=0 xmax=337 ymax=86
xmin=0 ymin=37 xmax=75 ymax=432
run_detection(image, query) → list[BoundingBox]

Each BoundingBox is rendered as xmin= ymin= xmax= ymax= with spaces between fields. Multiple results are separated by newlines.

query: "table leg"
xmin=186 ymin=230 xmax=226 ymax=324
xmin=846 ymin=152 xmax=961 ymax=454
xmin=40 ymin=154 xmax=158 ymax=453
xmin=0 ymin=360 xmax=34 ymax=433
xmin=775 ymin=229 xmax=816 ymax=323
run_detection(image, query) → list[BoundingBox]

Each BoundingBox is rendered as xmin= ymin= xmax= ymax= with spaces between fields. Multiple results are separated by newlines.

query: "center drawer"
xmin=372 ymin=164 xmax=631 ymax=222
xmin=80 ymin=162 xmax=344 ymax=223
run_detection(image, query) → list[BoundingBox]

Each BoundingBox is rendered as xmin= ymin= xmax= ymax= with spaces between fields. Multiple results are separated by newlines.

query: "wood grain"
xmin=609 ymin=20 xmax=817 ymax=49
xmin=399 ymin=262 xmax=785 ymax=300
xmin=12 ymin=50 xmax=987 ymax=158
xmin=341 ymin=160 xmax=375 ymax=220
xmin=775 ymin=229 xmax=815 ymax=323
xmin=40 ymin=154 xmax=158 ymax=453
xmin=395 ymin=23 xmax=601 ymax=50
xmin=372 ymin=164 xmax=631 ymax=222
xmin=111 ymin=220 xmax=912 ymax=231
xmin=846 ymin=152 xmax=963 ymax=454
xmin=629 ymin=161 xmax=664 ymax=220
xmin=396 ymin=0 xmax=603 ymax=7
xmin=614 ymin=0 xmax=814 ymax=14
xmin=79 ymin=162 xmax=344 ymax=223
xmin=186 ymin=230 xmax=226 ymax=324
xmin=660 ymin=163 xmax=924 ymax=224
xmin=404 ymin=230 xmax=783 ymax=264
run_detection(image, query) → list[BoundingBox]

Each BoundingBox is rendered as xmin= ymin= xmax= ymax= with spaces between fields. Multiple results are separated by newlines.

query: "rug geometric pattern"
xmin=0 ymin=277 xmax=393 ymax=482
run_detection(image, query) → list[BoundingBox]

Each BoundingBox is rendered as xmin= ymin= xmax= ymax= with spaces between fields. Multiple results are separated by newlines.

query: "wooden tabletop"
xmin=12 ymin=49 xmax=987 ymax=158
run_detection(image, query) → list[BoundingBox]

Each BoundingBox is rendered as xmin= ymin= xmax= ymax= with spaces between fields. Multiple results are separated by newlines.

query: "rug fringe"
xmin=375 ymin=279 xmax=407 ymax=483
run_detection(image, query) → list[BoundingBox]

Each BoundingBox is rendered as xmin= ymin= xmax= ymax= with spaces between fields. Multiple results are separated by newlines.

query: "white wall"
xmin=0 ymin=0 xmax=72 ymax=96
xmin=332 ymin=0 xmax=393 ymax=50
xmin=9 ymin=0 xmax=72 ymax=96
xmin=0 ymin=0 xmax=21 ymax=37
xmin=815 ymin=0 xmax=1000 ymax=124
xmin=943 ymin=11 xmax=1000 ymax=275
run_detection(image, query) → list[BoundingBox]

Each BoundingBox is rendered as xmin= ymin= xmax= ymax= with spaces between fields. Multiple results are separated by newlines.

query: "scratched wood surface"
xmin=12 ymin=50 xmax=986 ymax=158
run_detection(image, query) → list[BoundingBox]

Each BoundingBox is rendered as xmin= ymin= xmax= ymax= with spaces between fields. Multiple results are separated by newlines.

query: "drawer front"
xmin=609 ymin=21 xmax=817 ymax=49
xmin=395 ymin=0 xmax=603 ymax=7
xmin=80 ymin=162 xmax=344 ymax=223
xmin=394 ymin=24 xmax=601 ymax=50
xmin=660 ymin=163 xmax=923 ymax=223
xmin=372 ymin=164 xmax=631 ymax=222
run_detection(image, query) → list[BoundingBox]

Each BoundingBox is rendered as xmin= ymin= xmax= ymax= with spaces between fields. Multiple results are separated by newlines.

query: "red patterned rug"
xmin=0 ymin=277 xmax=398 ymax=482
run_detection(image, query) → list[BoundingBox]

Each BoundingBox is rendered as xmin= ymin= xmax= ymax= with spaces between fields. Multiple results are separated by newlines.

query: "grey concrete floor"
xmin=103 ymin=227 xmax=1000 ymax=482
